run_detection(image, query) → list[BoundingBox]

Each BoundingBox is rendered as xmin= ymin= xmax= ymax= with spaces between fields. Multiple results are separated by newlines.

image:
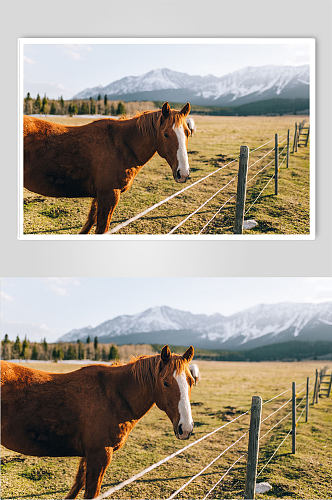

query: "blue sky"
xmin=1 ymin=278 xmax=330 ymax=341
xmin=23 ymin=41 xmax=312 ymax=99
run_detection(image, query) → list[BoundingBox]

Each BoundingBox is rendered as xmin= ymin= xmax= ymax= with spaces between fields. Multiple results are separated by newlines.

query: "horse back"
xmin=1 ymin=362 xmax=84 ymax=456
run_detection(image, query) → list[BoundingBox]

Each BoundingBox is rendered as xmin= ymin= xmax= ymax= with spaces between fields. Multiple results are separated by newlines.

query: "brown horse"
xmin=1 ymin=345 xmax=194 ymax=499
xmin=24 ymin=102 xmax=191 ymax=234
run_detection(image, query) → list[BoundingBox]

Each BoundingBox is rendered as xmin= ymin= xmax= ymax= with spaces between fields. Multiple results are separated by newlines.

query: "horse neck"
xmin=124 ymin=113 xmax=159 ymax=166
xmin=113 ymin=361 xmax=157 ymax=420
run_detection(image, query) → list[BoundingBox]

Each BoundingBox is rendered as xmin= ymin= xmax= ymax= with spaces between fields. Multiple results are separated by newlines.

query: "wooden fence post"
xmin=312 ymin=369 xmax=318 ymax=405
xmin=286 ymin=129 xmax=290 ymax=168
xmin=292 ymin=123 xmax=297 ymax=153
xmin=305 ymin=377 xmax=309 ymax=422
xmin=295 ymin=123 xmax=299 ymax=152
xmin=274 ymin=134 xmax=278 ymax=195
xmin=327 ymin=374 xmax=332 ymax=398
xmin=234 ymin=145 xmax=249 ymax=234
xmin=305 ymin=125 xmax=310 ymax=147
xmin=316 ymin=370 xmax=320 ymax=403
xmin=292 ymin=382 xmax=296 ymax=454
xmin=244 ymin=396 xmax=262 ymax=500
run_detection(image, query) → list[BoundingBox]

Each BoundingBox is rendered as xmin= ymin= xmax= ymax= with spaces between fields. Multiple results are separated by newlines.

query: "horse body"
xmin=24 ymin=102 xmax=191 ymax=234
xmin=1 ymin=345 xmax=194 ymax=498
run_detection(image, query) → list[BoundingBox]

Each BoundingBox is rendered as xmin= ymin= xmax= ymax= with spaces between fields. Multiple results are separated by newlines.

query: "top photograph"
xmin=19 ymin=38 xmax=315 ymax=239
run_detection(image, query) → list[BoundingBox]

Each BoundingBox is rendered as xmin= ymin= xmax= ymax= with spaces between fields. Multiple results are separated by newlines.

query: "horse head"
xmin=155 ymin=345 xmax=194 ymax=440
xmin=156 ymin=102 xmax=191 ymax=183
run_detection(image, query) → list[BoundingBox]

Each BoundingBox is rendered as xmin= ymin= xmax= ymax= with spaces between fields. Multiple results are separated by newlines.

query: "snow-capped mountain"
xmin=58 ymin=302 xmax=332 ymax=350
xmin=73 ymin=65 xmax=309 ymax=106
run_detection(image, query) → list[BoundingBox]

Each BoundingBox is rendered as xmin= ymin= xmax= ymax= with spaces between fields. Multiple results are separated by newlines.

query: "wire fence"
xmin=96 ymin=370 xmax=322 ymax=500
xmin=108 ymin=122 xmax=307 ymax=235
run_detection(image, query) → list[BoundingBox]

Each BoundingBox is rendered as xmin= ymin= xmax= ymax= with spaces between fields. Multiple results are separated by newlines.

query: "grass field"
xmin=23 ymin=114 xmax=310 ymax=235
xmin=2 ymin=360 xmax=331 ymax=499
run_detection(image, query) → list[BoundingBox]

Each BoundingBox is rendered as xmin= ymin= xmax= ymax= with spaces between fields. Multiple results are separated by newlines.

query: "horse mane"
xmin=136 ymin=110 xmax=161 ymax=137
xmin=136 ymin=109 xmax=186 ymax=137
xmin=129 ymin=354 xmax=187 ymax=390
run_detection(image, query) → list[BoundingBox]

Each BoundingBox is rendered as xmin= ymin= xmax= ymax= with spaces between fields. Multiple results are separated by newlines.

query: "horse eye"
xmin=164 ymin=133 xmax=169 ymax=138
xmin=164 ymin=381 xmax=170 ymax=387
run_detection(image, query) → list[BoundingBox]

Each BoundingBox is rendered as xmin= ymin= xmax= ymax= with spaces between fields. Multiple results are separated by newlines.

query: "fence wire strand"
xmin=166 ymin=432 xmax=248 ymax=500
xmin=262 ymin=388 xmax=291 ymax=406
xmin=96 ymin=409 xmax=249 ymax=499
xmin=248 ymin=147 xmax=275 ymax=170
xmin=244 ymin=174 xmax=275 ymax=216
xmin=198 ymin=195 xmax=235 ymax=234
xmin=108 ymin=158 xmax=238 ymax=234
xmin=261 ymin=398 xmax=292 ymax=424
xmin=202 ymin=453 xmax=247 ymax=500
xmin=168 ymin=176 xmax=237 ymax=234
xmin=257 ymin=427 xmax=293 ymax=478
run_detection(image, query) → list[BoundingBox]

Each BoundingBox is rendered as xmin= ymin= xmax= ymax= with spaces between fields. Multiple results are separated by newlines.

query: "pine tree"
xmin=97 ymin=93 xmax=101 ymax=101
xmin=13 ymin=336 xmax=21 ymax=358
xmin=1 ymin=334 xmax=11 ymax=360
xmin=108 ymin=344 xmax=119 ymax=361
xmin=86 ymin=335 xmax=91 ymax=344
xmin=104 ymin=95 xmax=108 ymax=115
xmin=24 ymin=92 xmax=32 ymax=114
xmin=50 ymin=102 xmax=56 ymax=115
xmin=89 ymin=97 xmax=96 ymax=115
xmin=52 ymin=347 xmax=59 ymax=362
xmin=21 ymin=337 xmax=29 ymax=359
xmin=59 ymin=95 xmax=65 ymax=111
xmin=65 ymin=344 xmax=77 ymax=360
xmin=31 ymin=344 xmax=38 ymax=360
xmin=101 ymin=347 xmax=108 ymax=361
xmin=94 ymin=336 xmax=98 ymax=351
xmin=77 ymin=339 xmax=84 ymax=360
xmin=110 ymin=103 xmax=116 ymax=115
xmin=41 ymin=94 xmax=48 ymax=114
xmin=34 ymin=94 xmax=41 ymax=113
xmin=116 ymin=102 xmax=126 ymax=115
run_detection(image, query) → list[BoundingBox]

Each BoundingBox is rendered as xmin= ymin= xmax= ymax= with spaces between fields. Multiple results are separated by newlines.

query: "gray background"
xmin=1 ymin=0 xmax=331 ymax=277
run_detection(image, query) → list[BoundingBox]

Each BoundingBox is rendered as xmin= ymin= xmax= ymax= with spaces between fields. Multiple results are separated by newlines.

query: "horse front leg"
xmin=66 ymin=457 xmax=86 ymax=499
xmin=80 ymin=198 xmax=98 ymax=234
xmin=95 ymin=189 xmax=120 ymax=234
xmin=84 ymin=447 xmax=113 ymax=499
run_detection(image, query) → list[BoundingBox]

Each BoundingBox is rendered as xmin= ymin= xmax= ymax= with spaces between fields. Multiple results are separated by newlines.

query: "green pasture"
xmin=1 ymin=360 xmax=330 ymax=499
xmin=23 ymin=115 xmax=310 ymax=235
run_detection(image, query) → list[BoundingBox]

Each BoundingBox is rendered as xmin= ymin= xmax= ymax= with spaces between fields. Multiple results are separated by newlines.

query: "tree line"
xmin=24 ymin=93 xmax=126 ymax=117
xmin=1 ymin=334 xmax=119 ymax=362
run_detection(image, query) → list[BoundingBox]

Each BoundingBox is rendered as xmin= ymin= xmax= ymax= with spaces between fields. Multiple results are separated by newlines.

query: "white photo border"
xmin=18 ymin=37 xmax=316 ymax=241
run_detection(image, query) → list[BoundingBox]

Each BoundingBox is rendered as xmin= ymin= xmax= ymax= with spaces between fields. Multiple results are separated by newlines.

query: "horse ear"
xmin=180 ymin=102 xmax=190 ymax=117
xmin=182 ymin=345 xmax=194 ymax=363
xmin=162 ymin=102 xmax=171 ymax=118
xmin=160 ymin=345 xmax=171 ymax=364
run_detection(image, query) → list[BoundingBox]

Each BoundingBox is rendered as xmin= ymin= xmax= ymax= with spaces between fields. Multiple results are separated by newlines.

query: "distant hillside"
xmin=155 ymin=341 xmax=332 ymax=362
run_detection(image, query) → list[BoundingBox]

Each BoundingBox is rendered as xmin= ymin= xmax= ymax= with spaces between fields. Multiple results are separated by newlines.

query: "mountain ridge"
xmin=73 ymin=65 xmax=310 ymax=106
xmin=58 ymin=302 xmax=332 ymax=350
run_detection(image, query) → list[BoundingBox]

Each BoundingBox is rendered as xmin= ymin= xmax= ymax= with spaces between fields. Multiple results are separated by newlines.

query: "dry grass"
xmin=1 ymin=360 xmax=330 ymax=499
xmin=23 ymin=114 xmax=310 ymax=235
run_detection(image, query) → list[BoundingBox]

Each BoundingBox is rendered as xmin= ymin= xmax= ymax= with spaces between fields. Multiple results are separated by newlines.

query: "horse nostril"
xmin=176 ymin=170 xmax=181 ymax=180
xmin=178 ymin=424 xmax=183 ymax=435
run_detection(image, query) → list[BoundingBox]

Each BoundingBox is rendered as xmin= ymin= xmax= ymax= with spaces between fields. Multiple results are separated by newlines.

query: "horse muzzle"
xmin=174 ymin=422 xmax=194 ymax=440
xmin=175 ymin=168 xmax=190 ymax=183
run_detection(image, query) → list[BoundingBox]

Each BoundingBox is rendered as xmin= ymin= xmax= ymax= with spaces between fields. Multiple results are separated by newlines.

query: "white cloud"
xmin=24 ymin=56 xmax=35 ymax=64
xmin=0 ymin=290 xmax=14 ymax=302
xmin=64 ymin=44 xmax=92 ymax=61
xmin=46 ymin=278 xmax=81 ymax=296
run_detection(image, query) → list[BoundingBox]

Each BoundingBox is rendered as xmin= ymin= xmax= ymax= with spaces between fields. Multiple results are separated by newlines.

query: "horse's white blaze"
xmin=173 ymin=124 xmax=190 ymax=178
xmin=174 ymin=370 xmax=193 ymax=433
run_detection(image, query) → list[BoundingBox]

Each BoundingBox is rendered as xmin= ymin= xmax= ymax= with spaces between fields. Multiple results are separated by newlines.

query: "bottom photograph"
xmin=1 ymin=277 xmax=332 ymax=500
